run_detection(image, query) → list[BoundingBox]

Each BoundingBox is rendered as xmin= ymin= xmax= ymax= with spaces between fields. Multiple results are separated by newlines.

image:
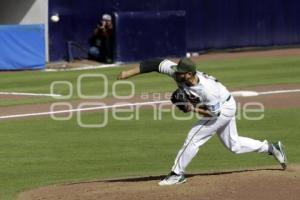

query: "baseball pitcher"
xmin=117 ymin=58 xmax=287 ymax=186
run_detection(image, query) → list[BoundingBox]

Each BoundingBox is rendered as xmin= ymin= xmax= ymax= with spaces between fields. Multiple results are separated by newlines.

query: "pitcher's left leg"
xmin=171 ymin=118 xmax=216 ymax=175
xmin=159 ymin=118 xmax=220 ymax=186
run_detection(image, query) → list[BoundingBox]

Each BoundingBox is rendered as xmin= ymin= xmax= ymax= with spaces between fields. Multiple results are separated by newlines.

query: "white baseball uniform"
xmin=159 ymin=59 xmax=270 ymax=175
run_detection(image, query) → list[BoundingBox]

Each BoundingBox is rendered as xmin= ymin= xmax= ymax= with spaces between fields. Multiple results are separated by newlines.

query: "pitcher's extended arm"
xmin=117 ymin=59 xmax=164 ymax=80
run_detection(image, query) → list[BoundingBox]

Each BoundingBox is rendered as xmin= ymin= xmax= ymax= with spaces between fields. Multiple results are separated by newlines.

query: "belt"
xmin=217 ymin=95 xmax=232 ymax=117
xmin=215 ymin=95 xmax=232 ymax=117
xmin=225 ymin=95 xmax=231 ymax=102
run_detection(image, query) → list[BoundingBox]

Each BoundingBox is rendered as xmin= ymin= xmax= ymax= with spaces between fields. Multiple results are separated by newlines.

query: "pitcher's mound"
xmin=18 ymin=165 xmax=300 ymax=200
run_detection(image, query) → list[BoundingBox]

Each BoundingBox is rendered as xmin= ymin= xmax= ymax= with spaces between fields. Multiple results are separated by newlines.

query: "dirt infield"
xmin=1 ymin=83 xmax=300 ymax=121
xmin=17 ymin=165 xmax=300 ymax=200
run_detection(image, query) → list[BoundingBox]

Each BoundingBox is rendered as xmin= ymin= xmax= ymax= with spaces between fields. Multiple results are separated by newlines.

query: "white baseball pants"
xmin=172 ymin=97 xmax=269 ymax=175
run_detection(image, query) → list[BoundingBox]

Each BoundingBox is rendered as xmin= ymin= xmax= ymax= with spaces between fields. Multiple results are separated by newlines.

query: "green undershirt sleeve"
xmin=139 ymin=59 xmax=164 ymax=73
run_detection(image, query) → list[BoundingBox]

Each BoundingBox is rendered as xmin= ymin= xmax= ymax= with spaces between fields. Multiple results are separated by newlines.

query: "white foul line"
xmin=258 ymin=89 xmax=300 ymax=95
xmin=232 ymin=89 xmax=300 ymax=97
xmin=0 ymin=100 xmax=171 ymax=120
xmin=0 ymin=88 xmax=300 ymax=120
xmin=0 ymin=92 xmax=62 ymax=97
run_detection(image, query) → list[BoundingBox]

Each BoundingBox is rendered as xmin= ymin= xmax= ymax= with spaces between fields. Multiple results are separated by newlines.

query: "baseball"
xmin=51 ymin=15 xmax=60 ymax=22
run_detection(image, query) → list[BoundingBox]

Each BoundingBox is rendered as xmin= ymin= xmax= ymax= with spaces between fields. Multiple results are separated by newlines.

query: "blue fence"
xmin=49 ymin=0 xmax=300 ymax=62
xmin=0 ymin=25 xmax=45 ymax=70
xmin=114 ymin=11 xmax=186 ymax=62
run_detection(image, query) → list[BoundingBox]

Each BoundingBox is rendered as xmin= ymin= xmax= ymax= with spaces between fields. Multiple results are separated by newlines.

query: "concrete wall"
xmin=0 ymin=0 xmax=49 ymax=61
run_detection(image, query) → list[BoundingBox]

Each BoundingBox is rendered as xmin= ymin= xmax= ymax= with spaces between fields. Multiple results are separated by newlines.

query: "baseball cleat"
xmin=158 ymin=171 xmax=186 ymax=186
xmin=270 ymin=141 xmax=287 ymax=170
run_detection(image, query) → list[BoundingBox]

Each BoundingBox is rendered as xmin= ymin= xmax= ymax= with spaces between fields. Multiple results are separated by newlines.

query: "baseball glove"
xmin=170 ymin=88 xmax=192 ymax=113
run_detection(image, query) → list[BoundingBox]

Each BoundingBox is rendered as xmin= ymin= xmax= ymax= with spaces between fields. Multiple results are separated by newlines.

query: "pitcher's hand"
xmin=117 ymin=71 xmax=128 ymax=80
xmin=117 ymin=66 xmax=141 ymax=80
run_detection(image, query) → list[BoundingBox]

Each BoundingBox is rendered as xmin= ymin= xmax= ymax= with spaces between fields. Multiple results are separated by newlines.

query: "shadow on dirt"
xmin=67 ymin=167 xmax=283 ymax=185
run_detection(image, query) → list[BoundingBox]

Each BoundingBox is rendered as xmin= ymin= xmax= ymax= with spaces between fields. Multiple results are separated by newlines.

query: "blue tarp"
xmin=0 ymin=24 xmax=45 ymax=70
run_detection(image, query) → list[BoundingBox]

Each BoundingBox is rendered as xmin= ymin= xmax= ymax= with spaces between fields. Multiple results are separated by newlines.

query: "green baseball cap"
xmin=171 ymin=58 xmax=196 ymax=73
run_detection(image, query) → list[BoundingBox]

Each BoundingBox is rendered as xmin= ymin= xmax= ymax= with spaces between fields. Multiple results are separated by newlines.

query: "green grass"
xmin=0 ymin=108 xmax=300 ymax=200
xmin=1 ymin=56 xmax=300 ymax=106
xmin=1 ymin=54 xmax=300 ymax=199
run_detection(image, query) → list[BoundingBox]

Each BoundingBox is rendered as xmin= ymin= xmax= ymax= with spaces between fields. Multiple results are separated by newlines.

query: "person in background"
xmin=89 ymin=14 xmax=114 ymax=63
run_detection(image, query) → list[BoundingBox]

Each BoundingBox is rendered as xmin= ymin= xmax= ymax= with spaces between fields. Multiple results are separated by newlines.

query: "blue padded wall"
xmin=0 ymin=25 xmax=45 ymax=70
xmin=114 ymin=11 xmax=186 ymax=62
xmin=49 ymin=0 xmax=300 ymax=62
